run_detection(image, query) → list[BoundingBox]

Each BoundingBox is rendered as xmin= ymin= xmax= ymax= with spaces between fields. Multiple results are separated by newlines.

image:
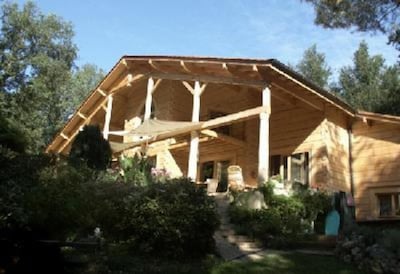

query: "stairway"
xmin=212 ymin=193 xmax=265 ymax=261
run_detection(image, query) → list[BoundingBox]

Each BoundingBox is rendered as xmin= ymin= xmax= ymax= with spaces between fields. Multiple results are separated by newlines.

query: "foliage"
xmin=0 ymin=149 xmax=52 ymax=233
xmin=292 ymin=183 xmax=332 ymax=224
xmin=68 ymin=125 xmax=111 ymax=170
xmin=63 ymin=64 xmax=105 ymax=119
xmin=296 ymin=44 xmax=332 ymax=88
xmin=26 ymin=162 xmax=100 ymax=239
xmin=334 ymin=41 xmax=400 ymax=114
xmin=0 ymin=116 xmax=27 ymax=153
xmin=1 ymin=153 xmax=218 ymax=258
xmin=229 ymin=181 xmax=332 ymax=247
xmin=336 ymin=225 xmax=400 ymax=273
xmin=0 ymin=1 xmax=104 ymax=152
xmin=304 ymin=0 xmax=400 ymax=56
xmin=212 ymin=252 xmax=362 ymax=274
xmin=103 ymin=179 xmax=219 ymax=258
xmin=0 ymin=1 xmax=77 ymax=152
xmin=119 ymin=155 xmax=153 ymax=186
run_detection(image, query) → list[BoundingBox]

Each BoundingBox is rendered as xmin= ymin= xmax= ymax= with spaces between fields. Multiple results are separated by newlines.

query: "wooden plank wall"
xmin=117 ymin=80 xmax=352 ymax=193
xmin=324 ymin=107 xmax=351 ymax=192
xmin=352 ymin=120 xmax=400 ymax=220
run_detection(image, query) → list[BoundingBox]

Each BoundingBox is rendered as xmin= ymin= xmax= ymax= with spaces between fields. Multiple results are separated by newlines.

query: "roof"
xmin=45 ymin=55 xmax=400 ymax=154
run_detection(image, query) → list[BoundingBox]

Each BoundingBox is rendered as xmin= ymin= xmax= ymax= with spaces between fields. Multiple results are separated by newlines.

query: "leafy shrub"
xmin=119 ymin=155 xmax=153 ymax=186
xmin=2 ymin=153 xmax=219 ymax=258
xmin=0 ymin=149 xmax=52 ymax=233
xmin=229 ymin=180 xmax=332 ymax=247
xmin=103 ymin=179 xmax=220 ymax=258
xmin=336 ymin=225 xmax=400 ymax=273
xmin=26 ymin=162 xmax=100 ymax=239
xmin=68 ymin=125 xmax=111 ymax=170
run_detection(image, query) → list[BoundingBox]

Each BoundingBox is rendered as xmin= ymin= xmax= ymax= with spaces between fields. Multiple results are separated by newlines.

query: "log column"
xmin=187 ymin=81 xmax=203 ymax=181
xmin=144 ymin=77 xmax=155 ymax=120
xmin=258 ymin=85 xmax=271 ymax=184
xmin=103 ymin=94 xmax=113 ymax=140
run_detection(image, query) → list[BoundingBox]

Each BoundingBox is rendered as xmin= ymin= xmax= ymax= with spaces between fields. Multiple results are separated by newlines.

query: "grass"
xmin=65 ymin=248 xmax=362 ymax=274
xmin=211 ymin=252 xmax=362 ymax=274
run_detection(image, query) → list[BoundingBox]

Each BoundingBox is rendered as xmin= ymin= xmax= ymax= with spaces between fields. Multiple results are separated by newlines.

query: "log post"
xmin=103 ymin=94 xmax=113 ymax=140
xmin=187 ymin=81 xmax=203 ymax=181
xmin=144 ymin=77 xmax=155 ymax=120
xmin=258 ymin=85 xmax=271 ymax=184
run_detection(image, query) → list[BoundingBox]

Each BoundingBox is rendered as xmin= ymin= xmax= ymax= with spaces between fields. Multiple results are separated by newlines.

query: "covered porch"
xmin=46 ymin=56 xmax=354 ymax=189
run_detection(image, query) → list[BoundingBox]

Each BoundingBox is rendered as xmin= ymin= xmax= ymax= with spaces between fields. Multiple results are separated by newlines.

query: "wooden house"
xmin=46 ymin=56 xmax=400 ymax=222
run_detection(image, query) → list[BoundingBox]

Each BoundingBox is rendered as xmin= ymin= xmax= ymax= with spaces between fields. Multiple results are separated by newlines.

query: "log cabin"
xmin=46 ymin=56 xmax=400 ymax=222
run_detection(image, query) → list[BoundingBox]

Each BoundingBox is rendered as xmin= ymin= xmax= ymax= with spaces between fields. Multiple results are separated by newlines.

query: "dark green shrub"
xmin=68 ymin=125 xmax=111 ymax=170
xmin=26 ymin=162 xmax=100 ymax=239
xmin=103 ymin=179 xmax=219 ymax=258
xmin=0 ymin=150 xmax=52 ymax=233
xmin=229 ymin=181 xmax=332 ymax=247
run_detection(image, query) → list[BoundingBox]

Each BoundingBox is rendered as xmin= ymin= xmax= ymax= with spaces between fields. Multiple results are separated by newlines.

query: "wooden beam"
xmin=200 ymin=129 xmax=246 ymax=147
xmin=203 ymin=106 xmax=268 ymax=129
xmin=144 ymin=77 xmax=155 ymax=120
xmin=266 ymin=64 xmax=354 ymax=116
xmin=109 ymin=73 xmax=146 ymax=94
xmin=114 ymin=106 xmax=268 ymax=152
xmin=97 ymin=89 xmax=107 ymax=96
xmin=258 ymin=86 xmax=271 ymax=184
xmin=271 ymin=86 xmax=296 ymax=106
xmin=169 ymin=136 xmax=212 ymax=150
xmin=153 ymin=79 xmax=162 ymax=93
xmin=271 ymin=82 xmax=323 ymax=111
xmin=121 ymin=58 xmax=130 ymax=69
xmin=103 ymin=95 xmax=113 ymax=140
xmin=182 ymin=81 xmax=194 ymax=94
xmin=57 ymin=100 xmax=108 ymax=153
xmin=150 ymin=72 xmax=266 ymax=87
xmin=77 ymin=112 xmax=87 ymax=120
xmin=180 ymin=60 xmax=192 ymax=73
xmin=188 ymin=81 xmax=202 ymax=181
xmin=60 ymin=133 xmax=69 ymax=140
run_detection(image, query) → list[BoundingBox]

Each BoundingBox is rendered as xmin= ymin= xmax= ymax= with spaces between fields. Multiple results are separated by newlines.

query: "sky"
xmin=17 ymin=0 xmax=399 ymax=79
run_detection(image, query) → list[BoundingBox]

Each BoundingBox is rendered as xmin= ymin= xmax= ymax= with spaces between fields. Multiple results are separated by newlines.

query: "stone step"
xmin=236 ymin=241 xmax=264 ymax=252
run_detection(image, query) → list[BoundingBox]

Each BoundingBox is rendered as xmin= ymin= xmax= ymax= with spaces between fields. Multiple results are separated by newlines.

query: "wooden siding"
xmin=324 ymin=107 xmax=351 ymax=193
xmin=352 ymin=120 xmax=400 ymax=221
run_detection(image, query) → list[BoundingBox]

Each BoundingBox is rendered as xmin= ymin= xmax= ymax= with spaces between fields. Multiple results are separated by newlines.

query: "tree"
xmin=304 ymin=0 xmax=400 ymax=55
xmin=0 ymin=1 xmax=77 ymax=152
xmin=335 ymin=41 xmax=400 ymax=114
xmin=296 ymin=44 xmax=332 ymax=88
xmin=62 ymin=64 xmax=104 ymax=119
xmin=0 ymin=2 xmax=104 ymax=153
xmin=68 ymin=125 xmax=111 ymax=170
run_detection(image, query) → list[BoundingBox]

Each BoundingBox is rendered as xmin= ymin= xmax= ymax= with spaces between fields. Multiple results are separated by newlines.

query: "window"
xmin=377 ymin=193 xmax=400 ymax=218
xmin=269 ymin=152 xmax=309 ymax=185
xmin=200 ymin=161 xmax=214 ymax=182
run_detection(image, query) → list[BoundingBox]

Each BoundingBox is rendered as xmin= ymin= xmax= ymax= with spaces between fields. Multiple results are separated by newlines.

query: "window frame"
xmin=376 ymin=192 xmax=400 ymax=218
xmin=269 ymin=152 xmax=310 ymax=185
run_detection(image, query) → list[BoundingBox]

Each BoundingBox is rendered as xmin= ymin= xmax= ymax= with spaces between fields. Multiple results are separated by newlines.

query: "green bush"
xmin=104 ymin=179 xmax=220 ymax=258
xmin=2 ymin=153 xmax=219 ymax=258
xmin=0 ymin=149 xmax=52 ymax=233
xmin=229 ymin=181 xmax=332 ymax=247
